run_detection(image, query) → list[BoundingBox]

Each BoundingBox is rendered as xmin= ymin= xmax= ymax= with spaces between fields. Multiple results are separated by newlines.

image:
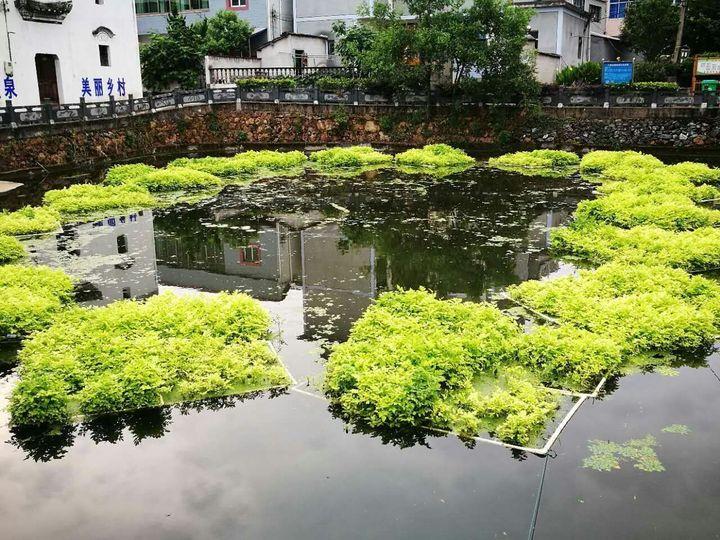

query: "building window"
xmin=239 ymin=244 xmax=261 ymax=266
xmin=134 ymin=0 xmax=208 ymax=14
xmin=590 ymin=4 xmax=601 ymax=22
xmin=573 ymin=0 xmax=584 ymax=9
xmin=99 ymin=45 xmax=110 ymax=66
xmin=227 ymin=0 xmax=248 ymax=9
xmin=609 ymin=0 xmax=630 ymax=19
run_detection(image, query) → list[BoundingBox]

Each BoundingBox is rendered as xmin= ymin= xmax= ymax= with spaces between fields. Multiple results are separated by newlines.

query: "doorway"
xmin=35 ymin=54 xmax=60 ymax=104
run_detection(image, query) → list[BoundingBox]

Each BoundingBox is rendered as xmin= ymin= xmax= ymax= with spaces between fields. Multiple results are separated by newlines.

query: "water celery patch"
xmin=488 ymin=150 xmax=579 ymax=171
xmin=0 ymin=235 xmax=26 ymax=263
xmin=579 ymin=150 xmax=663 ymax=176
xmin=0 ymin=206 xmax=61 ymax=236
xmin=509 ymin=263 xmax=720 ymax=355
xmin=43 ymin=184 xmax=157 ymax=217
xmin=309 ymin=146 xmax=394 ymax=168
xmin=661 ymin=424 xmax=691 ymax=435
xmin=551 ymin=224 xmax=720 ymax=272
xmin=0 ymin=265 xmax=75 ymax=338
xmin=128 ymin=168 xmax=223 ymax=192
xmin=324 ymin=288 xmax=563 ymax=446
xmin=666 ymin=162 xmax=720 ymax=185
xmin=104 ymin=163 xmax=158 ymax=186
xmin=395 ymin=144 xmax=475 ymax=169
xmin=170 ymin=150 xmax=307 ymax=178
xmin=9 ymin=292 xmax=291 ymax=426
xmin=583 ymin=436 xmax=665 ymax=472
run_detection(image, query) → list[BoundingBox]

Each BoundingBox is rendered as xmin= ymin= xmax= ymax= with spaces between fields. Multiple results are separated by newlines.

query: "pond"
xmin=0 ymin=160 xmax=719 ymax=539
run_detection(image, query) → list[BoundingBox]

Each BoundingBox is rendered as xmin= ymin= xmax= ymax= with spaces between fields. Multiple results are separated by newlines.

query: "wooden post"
xmin=691 ymin=55 xmax=698 ymax=96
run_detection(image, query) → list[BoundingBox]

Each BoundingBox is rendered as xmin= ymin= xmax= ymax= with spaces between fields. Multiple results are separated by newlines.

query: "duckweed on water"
xmin=309 ymin=146 xmax=394 ymax=168
xmin=583 ymin=436 xmax=665 ymax=472
xmin=0 ymin=235 xmax=26 ymax=263
xmin=43 ymin=184 xmax=157 ymax=216
xmin=0 ymin=265 xmax=74 ymax=338
xmin=395 ymin=144 xmax=475 ymax=169
xmin=0 ymin=206 xmax=61 ymax=236
xmin=662 ymin=424 xmax=691 ymax=435
xmin=9 ymin=292 xmax=290 ymax=426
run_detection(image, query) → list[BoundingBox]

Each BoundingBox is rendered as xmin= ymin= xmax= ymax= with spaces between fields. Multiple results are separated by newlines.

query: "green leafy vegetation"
xmin=169 ymin=150 xmax=307 ymax=178
xmin=395 ymin=144 xmax=475 ymax=169
xmin=579 ymin=150 xmax=663 ymax=175
xmin=309 ymin=146 xmax=393 ymax=168
xmin=666 ymin=162 xmax=720 ymax=185
xmin=583 ymin=436 xmax=665 ymax=472
xmin=552 ymin=224 xmax=720 ymax=271
xmin=104 ymin=163 xmax=158 ymax=186
xmin=9 ymin=292 xmax=290 ymax=425
xmin=0 ymin=206 xmax=60 ymax=236
xmin=509 ymin=263 xmax=720 ymax=355
xmin=554 ymin=62 xmax=601 ymax=86
xmin=0 ymin=265 xmax=74 ymax=338
xmin=43 ymin=184 xmax=156 ymax=217
xmin=236 ymin=77 xmax=297 ymax=89
xmin=488 ymin=150 xmax=579 ymax=170
xmin=0 ymin=235 xmax=26 ymax=263
xmin=324 ymin=288 xmax=562 ymax=445
xmin=128 ymin=168 xmax=223 ymax=192
xmin=662 ymin=424 xmax=691 ymax=435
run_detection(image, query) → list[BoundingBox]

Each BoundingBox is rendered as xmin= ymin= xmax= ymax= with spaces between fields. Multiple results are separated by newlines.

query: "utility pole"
xmin=672 ymin=0 xmax=687 ymax=64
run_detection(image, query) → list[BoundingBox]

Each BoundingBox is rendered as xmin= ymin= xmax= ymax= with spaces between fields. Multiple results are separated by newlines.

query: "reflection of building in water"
xmin=301 ymin=223 xmax=382 ymax=342
xmin=154 ymin=218 xmax=302 ymax=301
xmin=27 ymin=211 xmax=158 ymax=306
xmin=513 ymin=210 xmax=569 ymax=282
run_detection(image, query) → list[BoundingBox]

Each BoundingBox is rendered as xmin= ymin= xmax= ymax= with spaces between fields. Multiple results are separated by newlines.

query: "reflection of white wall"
xmin=29 ymin=211 xmax=158 ymax=306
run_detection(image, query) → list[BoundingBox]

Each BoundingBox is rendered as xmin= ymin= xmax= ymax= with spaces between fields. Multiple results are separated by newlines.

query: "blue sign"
xmin=602 ymin=61 xmax=634 ymax=85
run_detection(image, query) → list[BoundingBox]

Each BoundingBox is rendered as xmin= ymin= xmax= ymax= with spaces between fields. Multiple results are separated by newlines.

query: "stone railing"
xmin=2 ymin=85 xmax=718 ymax=130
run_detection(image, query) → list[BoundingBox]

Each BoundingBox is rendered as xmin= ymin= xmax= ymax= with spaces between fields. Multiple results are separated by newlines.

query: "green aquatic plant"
xmin=168 ymin=156 xmax=257 ymax=177
xmin=169 ymin=150 xmax=307 ymax=177
xmin=0 ymin=235 xmax=26 ymax=263
xmin=655 ymin=365 xmax=680 ymax=377
xmin=395 ymin=144 xmax=475 ymax=169
xmin=583 ymin=435 xmax=665 ymax=472
xmin=661 ymin=424 xmax=691 ymax=435
xmin=579 ymin=150 xmax=664 ymax=176
xmin=43 ymin=184 xmax=156 ymax=217
xmin=509 ymin=263 xmax=720 ymax=355
xmin=488 ymin=150 xmax=579 ymax=170
xmin=104 ymin=163 xmax=158 ymax=186
xmin=551 ymin=224 xmax=720 ymax=271
xmin=0 ymin=265 xmax=75 ymax=338
xmin=324 ymin=289 xmax=565 ymax=445
xmin=9 ymin=292 xmax=291 ymax=425
xmin=309 ymin=146 xmax=394 ymax=168
xmin=395 ymin=164 xmax=475 ymax=179
xmin=666 ymin=162 xmax=720 ymax=185
xmin=130 ymin=168 xmax=223 ymax=192
xmin=596 ymin=166 xmax=720 ymax=202
xmin=0 ymin=206 xmax=61 ymax=236
xmin=572 ymin=190 xmax=720 ymax=231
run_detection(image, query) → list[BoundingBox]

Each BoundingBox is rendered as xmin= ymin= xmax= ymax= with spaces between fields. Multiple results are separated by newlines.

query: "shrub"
xmin=104 ymin=163 xmax=158 ymax=186
xmin=509 ymin=263 xmax=720 ymax=354
xmin=0 ymin=235 xmax=26 ymax=263
xmin=10 ymin=292 xmax=290 ymax=425
xmin=554 ymin=62 xmax=601 ymax=86
xmin=309 ymin=146 xmax=393 ymax=168
xmin=0 ymin=206 xmax=60 ymax=236
xmin=0 ymin=265 xmax=74 ymax=338
xmin=130 ymin=167 xmax=223 ymax=192
xmin=43 ymin=184 xmax=156 ymax=216
xmin=395 ymin=144 xmax=475 ymax=168
xmin=552 ymin=224 xmax=720 ymax=272
xmin=488 ymin=150 xmax=579 ymax=170
xmin=236 ymin=77 xmax=296 ymax=89
xmin=314 ymin=76 xmax=356 ymax=91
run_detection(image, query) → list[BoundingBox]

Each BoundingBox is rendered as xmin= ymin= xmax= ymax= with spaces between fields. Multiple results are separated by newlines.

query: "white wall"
xmin=0 ymin=0 xmax=143 ymax=106
xmin=257 ymin=34 xmax=331 ymax=67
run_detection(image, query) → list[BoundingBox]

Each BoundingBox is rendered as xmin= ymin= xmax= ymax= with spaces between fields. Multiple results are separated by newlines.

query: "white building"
xmin=0 ymin=0 xmax=143 ymax=106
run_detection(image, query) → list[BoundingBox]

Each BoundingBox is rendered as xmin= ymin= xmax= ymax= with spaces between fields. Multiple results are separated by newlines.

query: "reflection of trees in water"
xmin=7 ymin=389 xmax=287 ymax=462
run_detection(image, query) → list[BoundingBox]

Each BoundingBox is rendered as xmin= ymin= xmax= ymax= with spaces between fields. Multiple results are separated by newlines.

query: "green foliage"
xmin=10 ymin=292 xmax=290 ymax=425
xmin=170 ymin=150 xmax=307 ymax=178
xmin=309 ymin=146 xmax=393 ymax=168
xmin=684 ymin=0 xmax=720 ymax=56
xmin=579 ymin=150 xmax=664 ymax=175
xmin=488 ymin=150 xmax=579 ymax=170
xmin=0 ymin=206 xmax=60 ymax=236
xmin=236 ymin=77 xmax=297 ymax=89
xmin=552 ymin=224 xmax=720 ymax=272
xmin=200 ymin=11 xmax=253 ymax=56
xmin=0 ymin=235 xmax=26 ymax=263
xmin=315 ymin=76 xmax=358 ymax=91
xmin=395 ymin=144 xmax=475 ymax=168
xmin=621 ymin=0 xmax=679 ymax=60
xmin=666 ymin=162 xmax=720 ymax=185
xmin=0 ymin=265 xmax=74 ymax=338
xmin=509 ymin=263 xmax=720 ymax=355
xmin=129 ymin=168 xmax=223 ymax=192
xmin=554 ymin=62 xmax=601 ymax=86
xmin=104 ymin=163 xmax=158 ymax=186
xmin=662 ymin=424 xmax=691 ymax=435
xmin=583 ymin=435 xmax=665 ymax=472
xmin=43 ymin=184 xmax=156 ymax=216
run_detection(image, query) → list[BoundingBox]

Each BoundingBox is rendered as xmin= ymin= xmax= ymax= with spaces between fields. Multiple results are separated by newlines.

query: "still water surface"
xmin=0 ymin=164 xmax=718 ymax=539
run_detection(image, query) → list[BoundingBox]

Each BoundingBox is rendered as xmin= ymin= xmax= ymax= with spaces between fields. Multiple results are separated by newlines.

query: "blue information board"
xmin=602 ymin=61 xmax=634 ymax=85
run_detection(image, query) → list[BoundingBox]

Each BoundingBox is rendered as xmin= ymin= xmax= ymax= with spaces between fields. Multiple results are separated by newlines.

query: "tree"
xmin=621 ymin=0 xmax=679 ymax=60
xmin=685 ymin=0 xmax=720 ymax=55
xmin=201 ymin=11 xmax=253 ymax=57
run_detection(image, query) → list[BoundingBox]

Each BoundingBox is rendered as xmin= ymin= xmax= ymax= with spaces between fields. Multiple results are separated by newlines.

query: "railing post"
xmin=41 ymin=100 xmax=53 ymax=124
xmin=128 ymin=93 xmax=135 ymax=115
xmin=79 ymin=97 xmax=87 ymax=121
xmin=109 ymin=95 xmax=116 ymax=118
xmin=5 ymin=99 xmax=16 ymax=127
xmin=174 ymin=89 xmax=181 ymax=108
xmin=273 ymin=85 xmax=280 ymax=104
